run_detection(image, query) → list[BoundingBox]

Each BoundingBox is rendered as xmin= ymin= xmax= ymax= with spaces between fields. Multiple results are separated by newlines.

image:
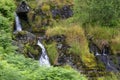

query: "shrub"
xmin=0 ymin=15 xmax=10 ymax=32
xmin=0 ymin=0 xmax=16 ymax=51
xmin=73 ymin=0 xmax=120 ymax=26
xmin=0 ymin=0 xmax=16 ymax=20
xmin=0 ymin=53 xmax=88 ymax=80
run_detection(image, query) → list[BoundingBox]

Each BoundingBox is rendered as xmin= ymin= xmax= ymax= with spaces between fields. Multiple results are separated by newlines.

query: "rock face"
xmin=13 ymin=31 xmax=41 ymax=60
xmin=88 ymin=39 xmax=120 ymax=72
xmin=16 ymin=1 xmax=30 ymax=13
xmin=45 ymin=35 xmax=70 ymax=65
xmin=16 ymin=1 xmax=30 ymax=24
xmin=14 ymin=1 xmax=120 ymax=80
xmin=13 ymin=31 xmax=36 ymax=44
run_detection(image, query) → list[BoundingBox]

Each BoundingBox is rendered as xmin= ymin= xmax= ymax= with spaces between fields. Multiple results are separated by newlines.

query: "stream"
xmin=15 ymin=13 xmax=22 ymax=31
xmin=15 ymin=12 xmax=50 ymax=67
xmin=89 ymin=41 xmax=119 ymax=72
xmin=37 ymin=40 xmax=51 ymax=67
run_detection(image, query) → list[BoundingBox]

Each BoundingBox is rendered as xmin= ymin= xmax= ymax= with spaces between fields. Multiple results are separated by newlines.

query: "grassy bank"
xmin=46 ymin=25 xmax=97 ymax=68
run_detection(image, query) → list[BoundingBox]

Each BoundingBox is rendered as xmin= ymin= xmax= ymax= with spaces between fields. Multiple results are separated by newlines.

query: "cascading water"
xmin=37 ymin=40 xmax=50 ymax=67
xmin=15 ymin=13 xmax=22 ymax=31
xmin=89 ymin=41 xmax=118 ymax=72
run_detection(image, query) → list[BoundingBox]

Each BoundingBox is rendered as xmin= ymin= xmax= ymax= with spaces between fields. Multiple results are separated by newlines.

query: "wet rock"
xmin=52 ymin=35 xmax=65 ymax=42
xmin=57 ymin=43 xmax=63 ymax=49
xmin=88 ymin=39 xmax=120 ymax=72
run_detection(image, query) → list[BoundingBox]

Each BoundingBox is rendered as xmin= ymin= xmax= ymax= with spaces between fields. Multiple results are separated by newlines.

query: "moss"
xmin=18 ymin=31 xmax=27 ymax=35
xmin=23 ymin=43 xmax=41 ymax=59
xmin=41 ymin=3 xmax=50 ymax=11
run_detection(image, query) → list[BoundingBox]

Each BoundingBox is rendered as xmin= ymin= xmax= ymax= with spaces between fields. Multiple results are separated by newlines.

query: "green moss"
xmin=23 ymin=43 xmax=41 ymax=59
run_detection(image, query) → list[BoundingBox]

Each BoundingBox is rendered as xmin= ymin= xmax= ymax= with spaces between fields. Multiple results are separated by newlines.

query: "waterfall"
xmin=37 ymin=40 xmax=50 ymax=67
xmin=95 ymin=52 xmax=118 ymax=72
xmin=95 ymin=52 xmax=101 ymax=56
xmin=89 ymin=42 xmax=118 ymax=72
xmin=15 ymin=13 xmax=22 ymax=31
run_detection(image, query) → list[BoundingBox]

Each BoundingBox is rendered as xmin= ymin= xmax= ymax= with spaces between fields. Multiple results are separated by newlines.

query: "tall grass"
xmin=85 ymin=26 xmax=120 ymax=55
xmin=45 ymin=42 xmax=58 ymax=65
xmin=46 ymin=25 xmax=97 ymax=68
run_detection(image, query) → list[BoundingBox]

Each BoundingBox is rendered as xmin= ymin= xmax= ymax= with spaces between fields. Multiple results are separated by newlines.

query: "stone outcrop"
xmin=16 ymin=1 xmax=30 ymax=13
xmin=13 ymin=31 xmax=41 ymax=60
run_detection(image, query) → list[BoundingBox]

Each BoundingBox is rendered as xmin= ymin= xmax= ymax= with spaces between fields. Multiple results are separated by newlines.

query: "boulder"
xmin=16 ymin=1 xmax=30 ymax=13
xmin=13 ymin=31 xmax=42 ymax=59
xmin=13 ymin=31 xmax=36 ymax=44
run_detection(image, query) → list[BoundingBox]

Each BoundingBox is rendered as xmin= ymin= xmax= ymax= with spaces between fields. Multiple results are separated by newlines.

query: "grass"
xmin=111 ymin=34 xmax=120 ymax=55
xmin=97 ymin=72 xmax=120 ymax=80
xmin=45 ymin=42 xmax=58 ymax=65
xmin=85 ymin=26 xmax=119 ymax=40
xmin=46 ymin=25 xmax=97 ymax=68
xmin=85 ymin=26 xmax=120 ymax=55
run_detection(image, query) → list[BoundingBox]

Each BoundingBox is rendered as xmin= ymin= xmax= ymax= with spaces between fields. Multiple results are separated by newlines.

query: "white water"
xmin=94 ymin=48 xmax=118 ymax=72
xmin=15 ymin=13 xmax=22 ymax=31
xmin=37 ymin=40 xmax=50 ymax=67
xmin=102 ymin=49 xmax=107 ymax=55
xmin=95 ymin=52 xmax=101 ymax=56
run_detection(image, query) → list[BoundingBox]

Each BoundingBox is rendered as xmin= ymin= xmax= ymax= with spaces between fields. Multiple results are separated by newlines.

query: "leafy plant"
xmin=74 ymin=0 xmax=120 ymax=26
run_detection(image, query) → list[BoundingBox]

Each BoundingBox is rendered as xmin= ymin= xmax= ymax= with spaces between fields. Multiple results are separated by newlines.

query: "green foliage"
xmin=97 ymin=72 xmax=120 ymax=80
xmin=74 ymin=0 xmax=120 ymax=26
xmin=0 ymin=0 xmax=16 ymax=20
xmin=0 ymin=53 xmax=87 ymax=80
xmin=0 ymin=0 xmax=16 ymax=52
xmin=86 ymin=26 xmax=120 ymax=55
xmin=0 ymin=15 xmax=10 ymax=32
xmin=45 ymin=42 xmax=58 ymax=65
xmin=46 ymin=25 xmax=97 ymax=68
xmin=86 ymin=26 xmax=119 ymax=40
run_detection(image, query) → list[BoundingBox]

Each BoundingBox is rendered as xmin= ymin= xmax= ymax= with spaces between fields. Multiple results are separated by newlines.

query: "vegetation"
xmin=74 ymin=0 xmax=120 ymax=26
xmin=0 ymin=0 xmax=16 ymax=52
xmin=0 ymin=54 xmax=87 ymax=80
xmin=45 ymin=42 xmax=58 ymax=65
xmin=0 ymin=0 xmax=120 ymax=80
xmin=0 ymin=0 xmax=87 ymax=80
xmin=85 ymin=26 xmax=120 ymax=55
xmin=97 ymin=72 xmax=120 ymax=80
xmin=46 ymin=25 xmax=97 ymax=68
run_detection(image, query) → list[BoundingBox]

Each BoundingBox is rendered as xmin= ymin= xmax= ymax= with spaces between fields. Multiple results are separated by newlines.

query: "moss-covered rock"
xmin=23 ymin=43 xmax=41 ymax=60
xmin=13 ymin=31 xmax=36 ymax=44
xmin=13 ymin=31 xmax=42 ymax=59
